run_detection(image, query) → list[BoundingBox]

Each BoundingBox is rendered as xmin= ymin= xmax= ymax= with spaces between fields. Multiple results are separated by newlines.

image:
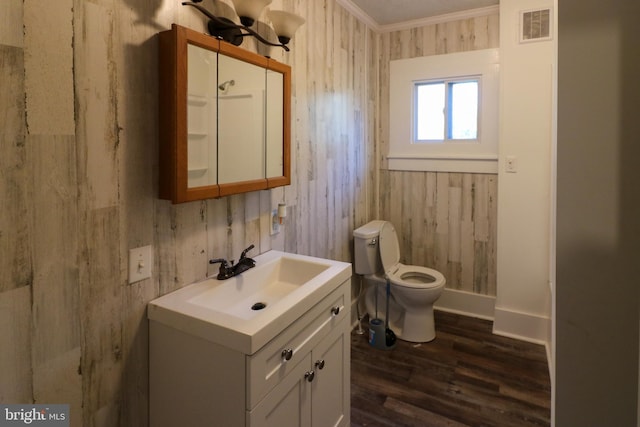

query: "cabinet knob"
xmin=281 ymin=348 xmax=293 ymax=361
xmin=315 ymin=359 xmax=325 ymax=370
xmin=331 ymin=306 xmax=341 ymax=316
xmin=304 ymin=370 xmax=315 ymax=382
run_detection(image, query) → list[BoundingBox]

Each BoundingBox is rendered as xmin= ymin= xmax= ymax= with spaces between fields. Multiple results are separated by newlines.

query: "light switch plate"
xmin=129 ymin=245 xmax=152 ymax=284
xmin=505 ymin=156 xmax=518 ymax=173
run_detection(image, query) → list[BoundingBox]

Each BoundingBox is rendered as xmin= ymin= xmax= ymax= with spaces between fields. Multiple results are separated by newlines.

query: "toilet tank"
xmin=353 ymin=220 xmax=385 ymax=275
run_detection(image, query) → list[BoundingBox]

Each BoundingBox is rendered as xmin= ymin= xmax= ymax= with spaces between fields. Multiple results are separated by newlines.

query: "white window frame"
xmin=414 ymin=77 xmax=481 ymax=142
xmin=389 ymin=48 xmax=500 ymax=173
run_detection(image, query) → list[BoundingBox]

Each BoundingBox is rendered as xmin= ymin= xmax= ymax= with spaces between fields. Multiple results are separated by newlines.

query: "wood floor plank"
xmin=384 ymin=397 xmax=472 ymax=427
xmin=351 ymin=311 xmax=551 ymax=427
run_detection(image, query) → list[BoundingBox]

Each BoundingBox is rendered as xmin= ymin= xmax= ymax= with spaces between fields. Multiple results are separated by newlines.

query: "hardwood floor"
xmin=351 ymin=311 xmax=551 ymax=427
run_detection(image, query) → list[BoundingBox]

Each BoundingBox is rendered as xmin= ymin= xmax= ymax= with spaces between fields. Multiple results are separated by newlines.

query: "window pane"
xmin=449 ymin=81 xmax=478 ymax=139
xmin=416 ymin=83 xmax=445 ymax=140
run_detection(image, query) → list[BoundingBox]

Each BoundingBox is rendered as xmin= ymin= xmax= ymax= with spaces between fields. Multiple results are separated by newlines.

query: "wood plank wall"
xmin=376 ymin=14 xmax=500 ymax=296
xmin=0 ymin=2 xmax=499 ymax=425
xmin=0 ymin=0 xmax=372 ymax=426
xmin=0 ymin=4 xmax=32 ymax=405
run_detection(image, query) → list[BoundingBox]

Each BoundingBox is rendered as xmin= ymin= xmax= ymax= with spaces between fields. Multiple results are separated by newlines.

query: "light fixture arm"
xmin=181 ymin=2 xmax=290 ymax=52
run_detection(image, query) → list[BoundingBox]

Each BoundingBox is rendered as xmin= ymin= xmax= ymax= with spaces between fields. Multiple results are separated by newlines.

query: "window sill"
xmin=387 ymin=154 xmax=498 ymax=174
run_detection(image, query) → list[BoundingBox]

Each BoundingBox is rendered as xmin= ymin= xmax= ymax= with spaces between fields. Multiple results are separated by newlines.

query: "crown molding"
xmin=334 ymin=0 xmax=380 ymax=30
xmin=335 ymin=1 xmax=500 ymax=33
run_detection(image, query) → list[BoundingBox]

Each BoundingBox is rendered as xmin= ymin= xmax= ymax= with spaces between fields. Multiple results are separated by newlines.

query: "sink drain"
xmin=251 ymin=302 xmax=267 ymax=311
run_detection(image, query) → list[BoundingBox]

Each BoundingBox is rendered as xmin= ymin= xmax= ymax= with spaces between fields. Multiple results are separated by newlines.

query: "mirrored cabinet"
xmin=159 ymin=24 xmax=291 ymax=203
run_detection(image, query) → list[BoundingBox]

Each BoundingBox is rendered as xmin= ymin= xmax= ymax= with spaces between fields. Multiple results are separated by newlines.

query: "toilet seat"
xmin=379 ymin=221 xmax=401 ymax=271
xmin=387 ymin=264 xmax=445 ymax=290
xmin=379 ymin=222 xmax=445 ymax=290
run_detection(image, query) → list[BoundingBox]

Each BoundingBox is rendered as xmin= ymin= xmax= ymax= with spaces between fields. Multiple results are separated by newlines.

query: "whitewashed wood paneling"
xmin=28 ymin=134 xmax=82 ymax=419
xmin=0 ymin=0 xmax=23 ymax=47
xmin=23 ymin=0 xmax=74 ymax=136
xmin=381 ymin=171 xmax=498 ymax=295
xmin=0 ymin=287 xmax=32 ymax=402
xmin=0 ymin=44 xmax=30 ymax=294
xmin=377 ymin=14 xmax=500 ymax=296
xmin=0 ymin=5 xmax=500 ymax=422
xmin=3 ymin=1 xmax=372 ymax=427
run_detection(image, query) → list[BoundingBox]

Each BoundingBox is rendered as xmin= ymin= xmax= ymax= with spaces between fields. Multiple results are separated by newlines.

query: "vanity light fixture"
xmin=277 ymin=203 xmax=287 ymax=224
xmin=181 ymin=0 xmax=305 ymax=52
xmin=270 ymin=203 xmax=287 ymax=235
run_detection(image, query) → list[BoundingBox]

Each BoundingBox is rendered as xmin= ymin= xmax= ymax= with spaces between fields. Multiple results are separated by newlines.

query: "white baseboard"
xmin=350 ymin=287 xmax=496 ymax=323
xmin=492 ymin=306 xmax=551 ymax=345
xmin=351 ymin=287 xmax=551 ymax=347
xmin=434 ymin=288 xmax=496 ymax=320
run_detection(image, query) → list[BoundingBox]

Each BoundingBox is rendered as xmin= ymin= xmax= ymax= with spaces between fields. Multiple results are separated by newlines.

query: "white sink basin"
xmin=147 ymin=250 xmax=351 ymax=354
xmin=188 ymin=256 xmax=331 ymax=320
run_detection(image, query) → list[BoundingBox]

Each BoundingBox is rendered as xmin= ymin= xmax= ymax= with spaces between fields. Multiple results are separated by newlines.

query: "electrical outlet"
xmin=129 ymin=245 xmax=152 ymax=284
xmin=505 ymin=156 xmax=518 ymax=173
xmin=270 ymin=209 xmax=280 ymax=235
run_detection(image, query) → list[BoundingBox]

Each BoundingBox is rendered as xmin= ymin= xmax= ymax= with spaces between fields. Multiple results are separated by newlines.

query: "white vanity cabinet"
xmin=149 ymin=279 xmax=351 ymax=427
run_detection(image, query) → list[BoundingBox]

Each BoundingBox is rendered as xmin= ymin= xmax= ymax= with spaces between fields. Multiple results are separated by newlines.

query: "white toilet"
xmin=353 ymin=220 xmax=446 ymax=342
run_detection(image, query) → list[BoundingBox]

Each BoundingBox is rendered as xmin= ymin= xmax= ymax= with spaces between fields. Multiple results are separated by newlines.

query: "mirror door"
xmin=266 ymin=68 xmax=284 ymax=179
xmin=187 ymin=43 xmax=218 ymax=188
xmin=217 ymin=54 xmax=266 ymax=185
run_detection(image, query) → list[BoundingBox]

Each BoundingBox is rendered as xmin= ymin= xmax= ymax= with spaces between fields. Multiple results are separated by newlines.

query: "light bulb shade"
xmin=277 ymin=203 xmax=286 ymax=224
xmin=267 ymin=10 xmax=305 ymax=44
xmin=277 ymin=203 xmax=287 ymax=219
xmin=231 ymin=0 xmax=272 ymax=26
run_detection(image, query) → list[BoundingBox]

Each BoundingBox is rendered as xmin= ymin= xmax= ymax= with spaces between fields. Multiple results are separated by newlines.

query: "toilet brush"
xmin=369 ymin=283 xmax=385 ymax=349
xmin=355 ymin=276 xmax=365 ymax=335
xmin=384 ymin=276 xmax=397 ymax=348
xmin=375 ymin=283 xmax=378 ymax=320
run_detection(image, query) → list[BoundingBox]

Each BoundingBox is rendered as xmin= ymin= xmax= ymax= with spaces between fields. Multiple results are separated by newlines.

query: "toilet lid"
xmin=379 ymin=222 xmax=400 ymax=274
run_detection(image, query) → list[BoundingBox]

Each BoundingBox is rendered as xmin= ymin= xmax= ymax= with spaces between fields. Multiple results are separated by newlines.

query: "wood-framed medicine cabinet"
xmin=158 ymin=24 xmax=291 ymax=203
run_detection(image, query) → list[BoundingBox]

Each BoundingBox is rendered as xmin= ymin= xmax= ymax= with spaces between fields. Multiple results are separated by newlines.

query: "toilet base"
xmin=398 ymin=305 xmax=436 ymax=343
xmin=362 ymin=279 xmax=441 ymax=343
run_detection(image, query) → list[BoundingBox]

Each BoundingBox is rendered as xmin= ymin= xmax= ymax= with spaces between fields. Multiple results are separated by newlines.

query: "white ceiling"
xmin=337 ymin=0 xmax=499 ymax=31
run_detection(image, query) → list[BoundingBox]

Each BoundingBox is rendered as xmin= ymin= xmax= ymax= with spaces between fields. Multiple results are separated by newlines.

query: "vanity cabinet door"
xmin=311 ymin=318 xmax=350 ymax=427
xmin=247 ymin=354 xmax=312 ymax=427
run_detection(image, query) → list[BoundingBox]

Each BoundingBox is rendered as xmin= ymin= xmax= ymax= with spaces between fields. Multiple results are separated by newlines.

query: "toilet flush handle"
xmin=368 ymin=238 xmax=377 ymax=246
